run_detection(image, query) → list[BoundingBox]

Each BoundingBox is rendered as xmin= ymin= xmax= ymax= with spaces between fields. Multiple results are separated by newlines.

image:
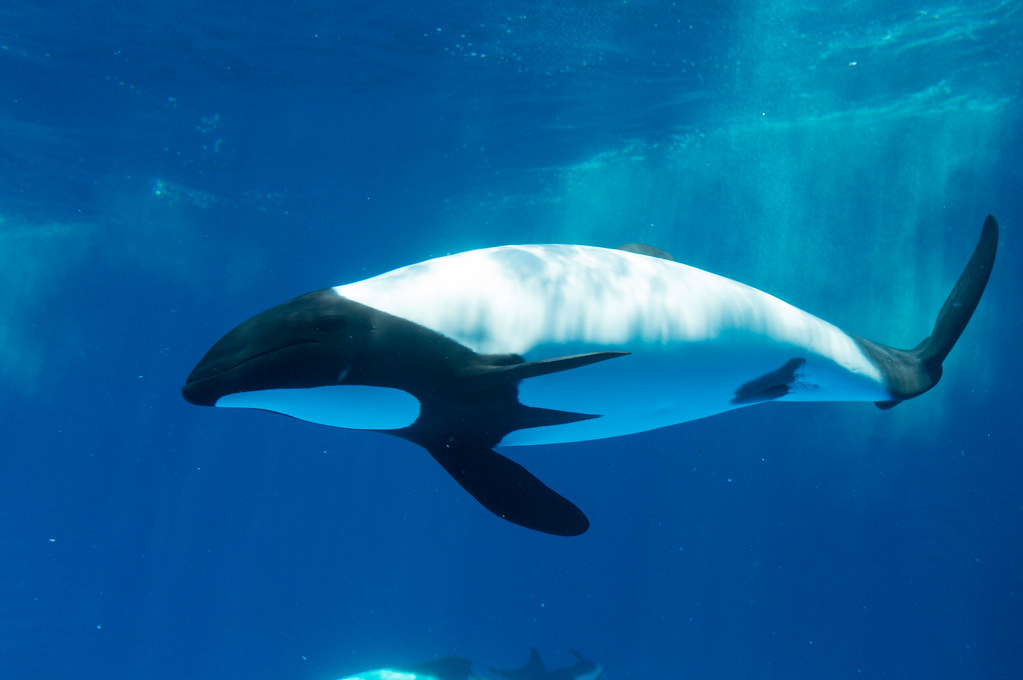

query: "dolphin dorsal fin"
xmin=616 ymin=243 xmax=675 ymax=261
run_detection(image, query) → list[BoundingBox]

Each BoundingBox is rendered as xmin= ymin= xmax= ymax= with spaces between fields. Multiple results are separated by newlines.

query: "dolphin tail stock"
xmin=427 ymin=442 xmax=589 ymax=536
xmin=859 ymin=215 xmax=999 ymax=409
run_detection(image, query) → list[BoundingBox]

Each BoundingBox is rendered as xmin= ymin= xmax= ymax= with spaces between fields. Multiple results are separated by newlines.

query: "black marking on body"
xmin=731 ymin=358 xmax=807 ymax=405
xmin=182 ymin=289 xmax=627 ymax=536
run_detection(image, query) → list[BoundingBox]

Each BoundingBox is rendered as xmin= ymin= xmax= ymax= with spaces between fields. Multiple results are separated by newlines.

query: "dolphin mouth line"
xmin=183 ymin=341 xmax=319 ymax=389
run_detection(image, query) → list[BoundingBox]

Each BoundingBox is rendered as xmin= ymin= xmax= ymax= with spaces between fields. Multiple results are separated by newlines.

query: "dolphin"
xmin=182 ymin=215 xmax=999 ymax=535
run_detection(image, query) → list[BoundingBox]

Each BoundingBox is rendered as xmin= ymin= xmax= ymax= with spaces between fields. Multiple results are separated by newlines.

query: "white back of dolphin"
xmin=332 ymin=239 xmax=896 ymax=446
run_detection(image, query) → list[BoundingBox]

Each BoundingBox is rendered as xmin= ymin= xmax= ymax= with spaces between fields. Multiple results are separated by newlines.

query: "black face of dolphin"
xmin=181 ymin=289 xmax=366 ymax=406
xmin=181 ymin=286 xmax=620 ymax=536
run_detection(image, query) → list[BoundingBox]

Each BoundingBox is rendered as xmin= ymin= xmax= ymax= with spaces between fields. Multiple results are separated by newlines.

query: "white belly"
xmin=335 ymin=245 xmax=888 ymax=446
xmin=504 ymin=337 xmax=885 ymax=446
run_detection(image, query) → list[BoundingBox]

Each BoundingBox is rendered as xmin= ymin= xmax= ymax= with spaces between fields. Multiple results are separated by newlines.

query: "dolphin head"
xmin=181 ymin=289 xmax=371 ymax=407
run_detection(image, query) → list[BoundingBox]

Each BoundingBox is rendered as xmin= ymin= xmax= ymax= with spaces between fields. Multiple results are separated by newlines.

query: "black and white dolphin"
xmin=182 ymin=215 xmax=999 ymax=536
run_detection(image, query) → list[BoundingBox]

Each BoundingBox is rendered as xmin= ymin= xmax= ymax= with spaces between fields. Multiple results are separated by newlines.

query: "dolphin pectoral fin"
xmin=427 ymin=443 xmax=589 ymax=536
xmin=459 ymin=351 xmax=629 ymax=389
xmin=731 ymin=357 xmax=807 ymax=405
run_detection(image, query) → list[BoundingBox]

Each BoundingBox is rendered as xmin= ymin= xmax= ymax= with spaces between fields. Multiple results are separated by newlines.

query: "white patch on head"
xmin=216 ymin=385 xmax=420 ymax=430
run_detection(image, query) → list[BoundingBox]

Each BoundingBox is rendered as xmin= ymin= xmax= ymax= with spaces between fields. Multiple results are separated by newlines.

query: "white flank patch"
xmin=216 ymin=385 xmax=420 ymax=430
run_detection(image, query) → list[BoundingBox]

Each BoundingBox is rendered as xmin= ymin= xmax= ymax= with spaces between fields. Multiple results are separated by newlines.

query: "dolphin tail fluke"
xmin=865 ymin=215 xmax=998 ymax=409
xmin=917 ymin=214 xmax=999 ymax=369
xmin=427 ymin=443 xmax=589 ymax=536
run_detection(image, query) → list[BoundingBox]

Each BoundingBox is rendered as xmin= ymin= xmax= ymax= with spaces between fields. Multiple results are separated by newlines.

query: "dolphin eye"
xmin=316 ymin=316 xmax=346 ymax=334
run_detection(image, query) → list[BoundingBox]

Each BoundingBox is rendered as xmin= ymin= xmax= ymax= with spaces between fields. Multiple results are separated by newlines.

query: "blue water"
xmin=2 ymin=1 xmax=1021 ymax=679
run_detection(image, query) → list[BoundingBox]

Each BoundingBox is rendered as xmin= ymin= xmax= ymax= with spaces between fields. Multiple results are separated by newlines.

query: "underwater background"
xmin=1 ymin=1 xmax=1021 ymax=678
